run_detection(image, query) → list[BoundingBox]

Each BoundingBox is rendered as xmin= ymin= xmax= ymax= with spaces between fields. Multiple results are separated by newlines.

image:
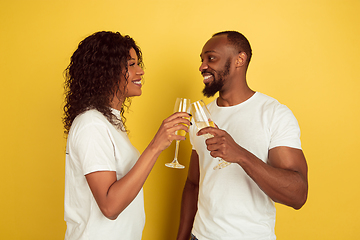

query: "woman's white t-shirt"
xmin=64 ymin=109 xmax=145 ymax=240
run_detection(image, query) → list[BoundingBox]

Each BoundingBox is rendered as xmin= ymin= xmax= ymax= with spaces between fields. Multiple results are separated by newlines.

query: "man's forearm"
xmin=177 ymin=179 xmax=199 ymax=240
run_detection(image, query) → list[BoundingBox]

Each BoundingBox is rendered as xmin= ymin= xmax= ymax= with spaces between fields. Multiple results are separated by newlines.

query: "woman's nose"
xmin=137 ymin=66 xmax=144 ymax=76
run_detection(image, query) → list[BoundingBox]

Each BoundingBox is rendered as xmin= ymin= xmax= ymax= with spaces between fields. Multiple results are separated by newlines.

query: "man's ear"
xmin=235 ymin=52 xmax=247 ymax=67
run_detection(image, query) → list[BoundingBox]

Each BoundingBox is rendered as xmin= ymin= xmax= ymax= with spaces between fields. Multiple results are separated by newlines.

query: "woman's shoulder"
xmin=70 ymin=109 xmax=109 ymax=132
xmin=75 ymin=109 xmax=106 ymax=122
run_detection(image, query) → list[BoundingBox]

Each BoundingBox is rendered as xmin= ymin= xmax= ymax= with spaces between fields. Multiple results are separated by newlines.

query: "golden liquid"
xmin=195 ymin=120 xmax=215 ymax=129
xmin=176 ymin=117 xmax=190 ymax=137
xmin=176 ymin=127 xmax=186 ymax=137
xmin=195 ymin=120 xmax=215 ymax=139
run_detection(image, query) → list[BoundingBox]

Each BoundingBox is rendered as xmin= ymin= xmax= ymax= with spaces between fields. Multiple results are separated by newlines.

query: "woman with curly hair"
xmin=63 ymin=31 xmax=190 ymax=240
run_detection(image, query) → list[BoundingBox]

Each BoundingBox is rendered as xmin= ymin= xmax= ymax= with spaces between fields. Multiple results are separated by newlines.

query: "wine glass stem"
xmin=174 ymin=140 xmax=180 ymax=161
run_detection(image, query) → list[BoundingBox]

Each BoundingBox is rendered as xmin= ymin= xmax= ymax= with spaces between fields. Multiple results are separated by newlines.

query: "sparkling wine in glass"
xmin=191 ymin=100 xmax=231 ymax=170
xmin=165 ymin=98 xmax=191 ymax=169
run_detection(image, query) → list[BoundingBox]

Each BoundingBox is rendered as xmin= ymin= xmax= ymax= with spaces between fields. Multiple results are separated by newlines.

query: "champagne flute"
xmin=165 ymin=98 xmax=191 ymax=169
xmin=190 ymin=100 xmax=231 ymax=170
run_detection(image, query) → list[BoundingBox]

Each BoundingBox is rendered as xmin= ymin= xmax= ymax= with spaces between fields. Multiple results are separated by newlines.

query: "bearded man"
xmin=177 ymin=31 xmax=308 ymax=240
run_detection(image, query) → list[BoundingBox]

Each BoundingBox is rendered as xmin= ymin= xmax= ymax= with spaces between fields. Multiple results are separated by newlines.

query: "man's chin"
xmin=202 ymin=87 xmax=218 ymax=98
xmin=202 ymin=81 xmax=223 ymax=97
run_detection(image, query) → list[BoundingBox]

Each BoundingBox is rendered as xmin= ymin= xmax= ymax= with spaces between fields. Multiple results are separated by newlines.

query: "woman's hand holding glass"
xmin=151 ymin=111 xmax=191 ymax=154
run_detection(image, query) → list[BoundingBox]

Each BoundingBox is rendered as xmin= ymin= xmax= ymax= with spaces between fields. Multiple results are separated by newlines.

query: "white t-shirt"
xmin=190 ymin=92 xmax=301 ymax=240
xmin=64 ymin=109 xmax=145 ymax=240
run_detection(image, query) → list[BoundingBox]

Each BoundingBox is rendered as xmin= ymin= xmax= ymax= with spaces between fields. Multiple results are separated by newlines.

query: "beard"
xmin=202 ymin=59 xmax=231 ymax=98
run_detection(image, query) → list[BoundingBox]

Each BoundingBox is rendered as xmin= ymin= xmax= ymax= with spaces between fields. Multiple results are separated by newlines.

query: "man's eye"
xmin=200 ymin=56 xmax=215 ymax=63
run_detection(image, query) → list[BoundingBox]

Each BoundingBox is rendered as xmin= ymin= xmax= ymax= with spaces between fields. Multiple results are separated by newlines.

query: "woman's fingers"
xmin=163 ymin=112 xmax=191 ymax=124
xmin=152 ymin=112 xmax=192 ymax=151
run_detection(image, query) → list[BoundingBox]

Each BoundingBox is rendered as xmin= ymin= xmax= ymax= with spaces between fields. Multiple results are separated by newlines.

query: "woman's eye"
xmin=129 ymin=62 xmax=135 ymax=66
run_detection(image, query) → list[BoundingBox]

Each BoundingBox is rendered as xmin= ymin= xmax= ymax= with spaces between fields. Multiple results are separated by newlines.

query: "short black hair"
xmin=213 ymin=31 xmax=252 ymax=66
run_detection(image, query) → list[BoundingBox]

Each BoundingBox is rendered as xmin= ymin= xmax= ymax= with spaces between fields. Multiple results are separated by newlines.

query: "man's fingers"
xmin=197 ymin=126 xmax=219 ymax=136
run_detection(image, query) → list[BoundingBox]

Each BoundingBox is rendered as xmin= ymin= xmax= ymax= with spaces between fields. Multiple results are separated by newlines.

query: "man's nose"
xmin=199 ymin=61 xmax=208 ymax=72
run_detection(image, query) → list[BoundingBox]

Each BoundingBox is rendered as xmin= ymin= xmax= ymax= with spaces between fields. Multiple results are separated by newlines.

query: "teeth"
xmin=204 ymin=75 xmax=212 ymax=80
xmin=133 ymin=80 xmax=141 ymax=84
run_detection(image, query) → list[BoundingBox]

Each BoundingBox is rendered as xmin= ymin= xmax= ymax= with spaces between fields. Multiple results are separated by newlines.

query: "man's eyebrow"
xmin=200 ymin=50 xmax=216 ymax=57
xmin=205 ymin=50 xmax=216 ymax=54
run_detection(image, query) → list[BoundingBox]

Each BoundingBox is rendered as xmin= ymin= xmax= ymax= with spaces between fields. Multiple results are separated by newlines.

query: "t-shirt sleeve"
xmin=269 ymin=104 xmax=302 ymax=150
xmin=73 ymin=122 xmax=117 ymax=175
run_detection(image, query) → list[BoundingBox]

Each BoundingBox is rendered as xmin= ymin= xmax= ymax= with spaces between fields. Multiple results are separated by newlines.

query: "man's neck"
xmin=217 ymin=87 xmax=255 ymax=107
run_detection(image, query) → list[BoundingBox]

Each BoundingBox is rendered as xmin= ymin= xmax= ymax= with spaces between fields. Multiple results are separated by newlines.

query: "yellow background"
xmin=1 ymin=0 xmax=359 ymax=239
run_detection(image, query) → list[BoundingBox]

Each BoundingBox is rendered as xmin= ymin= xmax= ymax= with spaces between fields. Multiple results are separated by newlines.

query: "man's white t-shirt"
xmin=64 ymin=109 xmax=145 ymax=240
xmin=190 ymin=92 xmax=302 ymax=240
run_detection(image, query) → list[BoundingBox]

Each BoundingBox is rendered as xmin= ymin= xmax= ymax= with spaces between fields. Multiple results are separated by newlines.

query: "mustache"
xmin=201 ymin=69 xmax=215 ymax=75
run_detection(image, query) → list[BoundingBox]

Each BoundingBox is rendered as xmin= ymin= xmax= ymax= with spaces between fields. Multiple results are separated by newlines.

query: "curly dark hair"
xmin=63 ymin=31 xmax=143 ymax=134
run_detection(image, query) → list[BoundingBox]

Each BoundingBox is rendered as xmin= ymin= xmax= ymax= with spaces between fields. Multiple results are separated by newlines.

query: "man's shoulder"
xmin=255 ymin=92 xmax=292 ymax=111
xmin=254 ymin=92 xmax=279 ymax=104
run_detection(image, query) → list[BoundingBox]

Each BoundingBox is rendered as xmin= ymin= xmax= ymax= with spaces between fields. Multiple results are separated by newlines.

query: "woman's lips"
xmin=132 ymin=80 xmax=142 ymax=86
